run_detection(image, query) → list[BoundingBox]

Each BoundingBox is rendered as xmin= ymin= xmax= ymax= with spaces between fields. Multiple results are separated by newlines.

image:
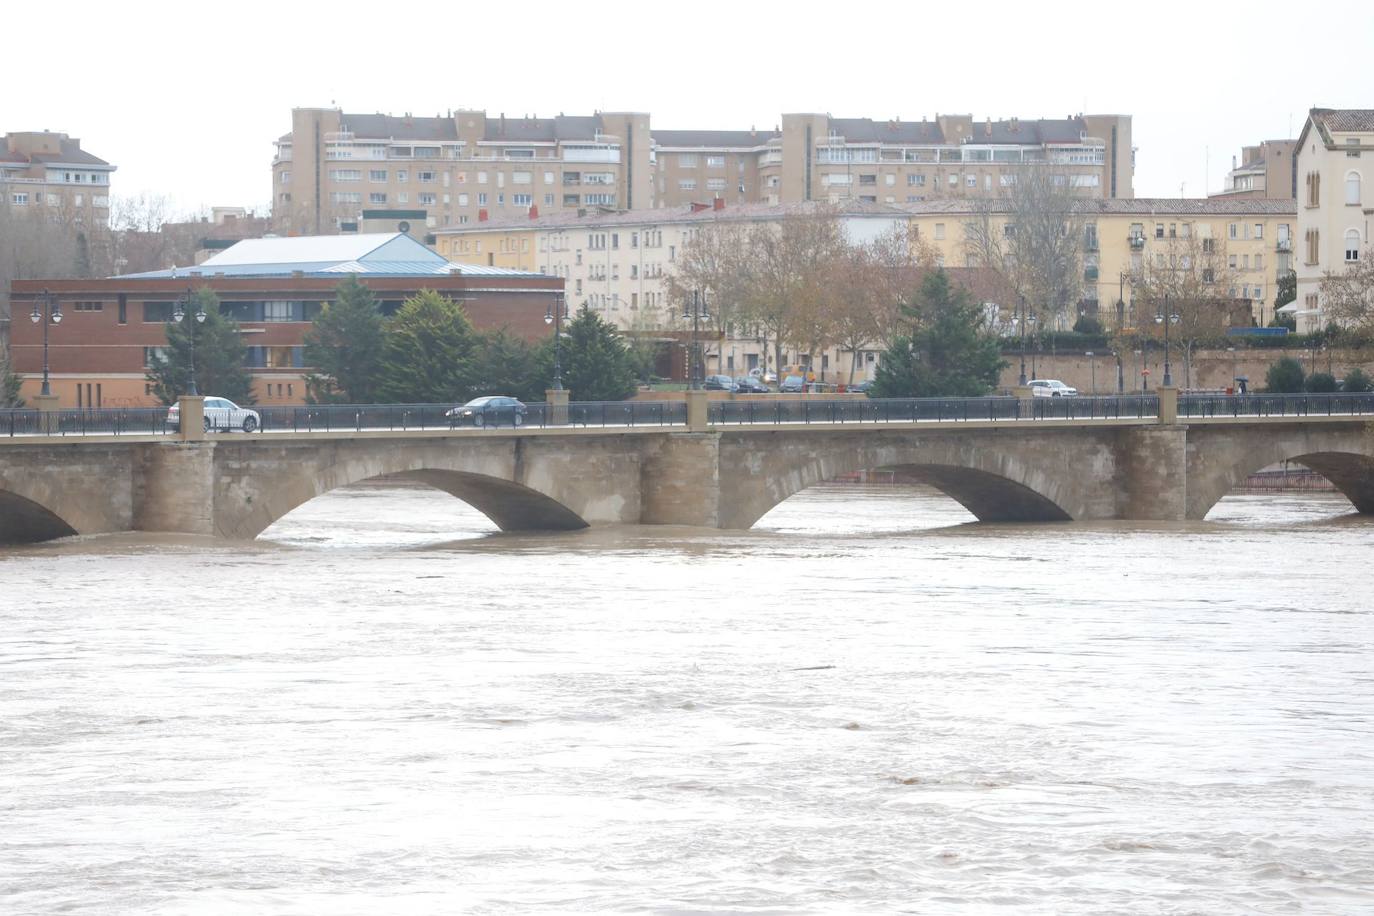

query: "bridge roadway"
xmin=1 ymin=394 xmax=1372 ymax=543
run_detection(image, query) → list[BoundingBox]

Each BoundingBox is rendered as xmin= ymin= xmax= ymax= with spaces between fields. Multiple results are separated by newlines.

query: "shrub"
xmin=1265 ymin=356 xmax=1306 ymax=393
xmin=1305 ymin=372 xmax=1338 ymax=393
xmin=1072 ymin=314 xmax=1104 ymax=335
xmin=1342 ymin=367 xmax=1373 ymax=393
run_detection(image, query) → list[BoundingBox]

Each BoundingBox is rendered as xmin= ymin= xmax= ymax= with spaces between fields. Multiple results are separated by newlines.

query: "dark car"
xmin=851 ymin=379 xmax=874 ymax=394
xmin=779 ymin=375 xmax=806 ymax=393
xmin=703 ymin=374 xmax=738 ymax=392
xmin=445 ymin=396 xmax=528 ymax=427
xmin=733 ymin=375 xmax=770 ymax=393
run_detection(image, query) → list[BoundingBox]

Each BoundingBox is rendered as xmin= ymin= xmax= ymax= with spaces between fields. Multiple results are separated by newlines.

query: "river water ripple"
xmin=1 ymin=484 xmax=1372 ymax=914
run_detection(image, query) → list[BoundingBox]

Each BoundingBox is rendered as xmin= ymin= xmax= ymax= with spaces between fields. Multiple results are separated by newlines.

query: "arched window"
xmin=1346 ymin=229 xmax=1362 ymax=262
xmin=1347 ymin=171 xmax=1362 ymax=206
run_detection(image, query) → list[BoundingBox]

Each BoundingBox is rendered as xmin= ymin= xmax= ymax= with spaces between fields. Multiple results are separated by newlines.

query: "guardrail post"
xmin=33 ymin=394 xmax=60 ymax=435
xmin=686 ymin=390 xmax=709 ymax=431
xmin=546 ymin=388 xmax=569 ymax=426
xmin=1157 ymin=386 xmax=1178 ymax=425
xmin=177 ymin=395 xmax=206 ymax=441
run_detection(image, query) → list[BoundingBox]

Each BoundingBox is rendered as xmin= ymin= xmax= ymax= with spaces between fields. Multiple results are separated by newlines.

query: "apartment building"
xmin=1210 ymin=139 xmax=1298 ymax=200
xmin=1294 ymin=108 xmax=1374 ymax=332
xmin=273 ymin=109 xmax=652 ymax=236
xmin=1 ymin=130 xmax=115 ymax=226
xmin=905 ymin=198 xmax=1298 ymax=328
xmin=431 ymin=200 xmax=910 ymax=379
xmin=274 ymin=108 xmax=1135 ymax=233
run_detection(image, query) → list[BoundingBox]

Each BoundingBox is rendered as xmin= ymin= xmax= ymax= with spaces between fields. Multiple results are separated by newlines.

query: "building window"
xmin=1306 ymin=171 xmax=1320 ymax=206
xmin=263 ymin=300 xmax=299 ymax=322
xmin=478 ymin=193 xmax=487 ymax=206
xmin=11 ymin=193 xmax=27 ymax=205
xmin=280 ymin=171 xmax=291 ymax=184
xmin=512 ymin=193 xmax=532 ymax=207
xmin=1347 ymin=171 xmax=1362 ymax=205
xmin=934 ymin=223 xmax=945 ymax=240
xmin=679 ymin=154 xmax=698 ymax=168
xmin=369 ymin=193 xmax=386 ymax=204
xmin=329 ymin=169 xmax=361 ymax=181
xmin=369 ymin=170 xmax=387 ymax=182
xmin=706 ymin=155 xmax=724 ymax=169
xmin=966 ymin=175 xmax=977 ymax=188
xmin=678 ymin=179 xmax=696 ymax=191
xmin=1305 ymin=228 xmax=1320 ymax=265
xmin=74 ymin=301 xmax=103 ymax=311
xmin=1346 ymin=229 xmax=1362 ymax=262
xmin=143 ymin=302 xmax=174 ymax=322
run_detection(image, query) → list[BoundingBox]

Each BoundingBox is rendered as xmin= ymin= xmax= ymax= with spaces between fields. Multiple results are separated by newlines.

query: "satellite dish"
xmin=398 ymin=220 xmax=411 ymax=233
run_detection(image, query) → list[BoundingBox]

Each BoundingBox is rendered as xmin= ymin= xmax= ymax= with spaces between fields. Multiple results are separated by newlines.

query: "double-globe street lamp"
xmin=29 ymin=288 xmax=63 ymax=397
xmin=682 ymin=289 xmax=710 ymax=390
xmin=1154 ymin=295 xmax=1181 ymax=388
xmin=171 ymin=287 xmax=206 ymax=396
xmin=1010 ymin=296 xmax=1037 ymax=386
xmin=543 ymin=293 xmax=569 ymax=390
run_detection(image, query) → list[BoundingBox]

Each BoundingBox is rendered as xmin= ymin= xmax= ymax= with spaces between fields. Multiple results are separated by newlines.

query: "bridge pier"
xmin=1116 ymin=426 xmax=1188 ymax=520
xmin=133 ymin=441 xmax=217 ymax=535
xmin=639 ymin=432 xmax=721 ymax=527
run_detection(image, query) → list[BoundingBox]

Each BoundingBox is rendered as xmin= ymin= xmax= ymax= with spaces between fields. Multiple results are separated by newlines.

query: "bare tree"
xmin=830 ymin=224 xmax=937 ymax=383
xmin=963 ymin=166 xmax=1084 ymax=330
xmin=667 ymin=220 xmax=753 ymax=376
xmin=1319 ymin=245 xmax=1374 ymax=332
xmin=1133 ymin=232 xmax=1240 ymax=387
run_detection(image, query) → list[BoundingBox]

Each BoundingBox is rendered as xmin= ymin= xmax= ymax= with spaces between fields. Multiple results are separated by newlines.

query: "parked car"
xmin=850 ymin=379 xmax=875 ymax=394
xmin=703 ymin=374 xmax=738 ymax=392
xmin=1029 ymin=379 xmax=1079 ymax=398
xmin=445 ymin=396 xmax=528 ymax=427
xmin=167 ymin=396 xmax=261 ymax=433
xmin=734 ymin=375 xmax=771 ymax=394
xmin=779 ymin=374 xmax=806 ymax=393
xmin=748 ymin=367 xmax=778 ymax=383
xmin=779 ymin=364 xmax=816 ymax=383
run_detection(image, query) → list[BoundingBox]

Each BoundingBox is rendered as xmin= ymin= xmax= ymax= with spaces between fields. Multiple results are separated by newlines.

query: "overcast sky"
xmin=8 ymin=0 xmax=1373 ymax=218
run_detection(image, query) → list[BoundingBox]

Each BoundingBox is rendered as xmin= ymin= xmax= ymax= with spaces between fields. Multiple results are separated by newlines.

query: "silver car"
xmin=1028 ymin=379 xmax=1079 ymax=398
xmin=167 ymin=397 xmax=262 ymax=432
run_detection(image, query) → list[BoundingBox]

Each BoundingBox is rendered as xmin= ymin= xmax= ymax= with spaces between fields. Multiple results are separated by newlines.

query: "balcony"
xmin=1129 ymin=235 xmax=1146 ymax=249
xmin=1084 ymin=236 xmax=1099 ymax=252
xmin=1277 ymin=238 xmax=1292 ymax=252
xmin=1084 ymin=267 xmax=1100 ymax=281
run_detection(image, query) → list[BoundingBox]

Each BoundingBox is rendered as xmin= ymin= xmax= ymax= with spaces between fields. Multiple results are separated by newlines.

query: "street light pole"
xmin=682 ymin=289 xmax=710 ymax=390
xmin=1227 ymin=346 xmax=1237 ymax=393
xmin=1154 ymin=294 xmax=1180 ymax=388
xmin=1086 ymin=351 xmax=1095 ymax=395
xmin=171 ymin=286 xmax=206 ymax=396
xmin=1112 ymin=348 xmax=1124 ymax=394
xmin=29 ymin=288 xmax=63 ymax=397
xmin=1016 ymin=295 xmax=1028 ymax=386
xmin=543 ymin=292 xmax=568 ymax=390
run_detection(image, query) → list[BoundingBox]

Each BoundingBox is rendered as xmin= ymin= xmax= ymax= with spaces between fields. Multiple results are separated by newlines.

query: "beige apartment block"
xmin=432 ymin=200 xmax=910 ymax=380
xmin=1210 ymin=139 xmax=1298 ymax=200
xmin=1 ymin=130 xmax=115 ymax=227
xmin=1294 ymin=108 xmax=1374 ymax=332
xmin=272 ymin=108 xmax=652 ymax=236
xmin=273 ymin=108 xmax=1136 ymax=234
xmin=900 ymin=197 xmax=1296 ymax=329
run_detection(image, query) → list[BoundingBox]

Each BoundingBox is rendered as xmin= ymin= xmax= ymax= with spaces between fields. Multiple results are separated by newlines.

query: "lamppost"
xmin=1086 ymin=351 xmax=1096 ymax=395
xmin=29 ymin=288 xmax=63 ymax=397
xmin=682 ymin=289 xmax=710 ymax=390
xmin=171 ymin=286 xmax=206 ymax=396
xmin=1227 ymin=346 xmax=1237 ymax=393
xmin=1116 ymin=272 xmax=1130 ymax=333
xmin=1154 ymin=295 xmax=1181 ymax=387
xmin=1011 ymin=296 xmax=1037 ymax=386
xmin=543 ymin=292 xmax=568 ymax=390
xmin=1111 ymin=348 xmax=1124 ymax=394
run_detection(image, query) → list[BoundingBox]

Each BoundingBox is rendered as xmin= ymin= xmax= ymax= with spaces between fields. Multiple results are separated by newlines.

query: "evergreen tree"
xmin=377 ymin=289 xmax=479 ymax=403
xmin=1264 ymin=356 xmax=1305 ymax=393
xmin=304 ymin=275 xmax=387 ymax=403
xmin=1342 ymin=367 xmax=1372 ymax=393
xmin=145 ymin=287 xmax=255 ymax=406
xmin=471 ymin=329 xmax=547 ymax=402
xmin=0 ymin=354 xmax=23 ymax=407
xmin=870 ymin=270 xmax=1006 ymax=398
xmin=559 ymin=306 xmax=637 ymax=401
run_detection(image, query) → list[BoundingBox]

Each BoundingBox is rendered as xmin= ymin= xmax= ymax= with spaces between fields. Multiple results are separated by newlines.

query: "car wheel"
xmin=514 ymin=413 xmax=524 ymax=427
xmin=474 ymin=413 xmax=485 ymax=427
xmin=203 ymin=416 xmax=212 ymax=433
xmin=242 ymin=416 xmax=258 ymax=433
xmin=1052 ymin=392 xmax=1061 ymax=397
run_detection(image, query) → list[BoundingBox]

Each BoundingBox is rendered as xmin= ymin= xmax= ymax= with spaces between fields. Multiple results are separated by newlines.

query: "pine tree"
xmin=377 ymin=289 xmax=479 ymax=403
xmin=471 ymin=329 xmax=546 ymax=403
xmin=0 ymin=353 xmax=23 ymax=407
xmin=304 ymin=275 xmax=387 ymax=403
xmin=870 ymin=270 xmax=1006 ymax=398
xmin=145 ymin=287 xmax=255 ymax=406
xmin=559 ymin=306 xmax=637 ymax=401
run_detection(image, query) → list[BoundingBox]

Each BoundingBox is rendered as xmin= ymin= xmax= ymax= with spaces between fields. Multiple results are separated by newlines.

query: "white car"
xmin=167 ymin=396 xmax=262 ymax=432
xmin=1029 ymin=379 xmax=1079 ymax=398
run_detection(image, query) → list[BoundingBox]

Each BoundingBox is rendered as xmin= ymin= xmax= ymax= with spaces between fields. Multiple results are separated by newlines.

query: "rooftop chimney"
xmin=712 ymin=197 xmax=724 ymax=211
xmin=478 ymin=208 xmax=488 ymax=222
xmin=528 ymin=204 xmax=539 ymax=219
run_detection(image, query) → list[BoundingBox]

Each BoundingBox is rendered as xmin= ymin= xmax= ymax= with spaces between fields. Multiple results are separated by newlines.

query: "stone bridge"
xmin=2 ymin=413 xmax=1372 ymax=544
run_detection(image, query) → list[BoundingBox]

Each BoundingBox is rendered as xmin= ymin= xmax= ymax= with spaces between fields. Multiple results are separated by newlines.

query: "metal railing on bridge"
xmin=0 ymin=407 xmax=171 ymax=437
xmin=1178 ymin=392 xmax=1374 ymax=418
xmin=709 ymin=395 xmax=1159 ymax=425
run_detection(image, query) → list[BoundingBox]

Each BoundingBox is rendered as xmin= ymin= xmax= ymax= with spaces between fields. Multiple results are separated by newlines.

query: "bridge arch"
xmin=213 ymin=440 xmax=593 ymax=540
xmin=717 ymin=429 xmax=1106 ymax=529
xmin=0 ymin=488 xmax=80 ymax=544
xmin=1187 ymin=426 xmax=1374 ymax=519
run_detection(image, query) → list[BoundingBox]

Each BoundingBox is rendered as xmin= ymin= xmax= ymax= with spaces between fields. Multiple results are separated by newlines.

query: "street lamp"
xmin=682 ymin=289 xmax=710 ymax=390
xmin=29 ymin=288 xmax=63 ymax=398
xmin=1011 ymin=295 xmax=1035 ymax=386
xmin=1111 ymin=348 xmax=1124 ymax=394
xmin=171 ymin=286 xmax=206 ymax=396
xmin=1154 ymin=295 xmax=1181 ymax=387
xmin=1086 ymin=350 xmax=1096 ymax=395
xmin=1226 ymin=346 xmax=1237 ymax=393
xmin=1116 ymin=272 xmax=1130 ymax=332
xmin=543 ymin=292 xmax=569 ymax=390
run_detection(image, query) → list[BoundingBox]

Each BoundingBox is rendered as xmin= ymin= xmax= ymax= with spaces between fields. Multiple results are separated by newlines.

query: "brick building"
xmin=9 ymin=233 xmax=561 ymax=407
